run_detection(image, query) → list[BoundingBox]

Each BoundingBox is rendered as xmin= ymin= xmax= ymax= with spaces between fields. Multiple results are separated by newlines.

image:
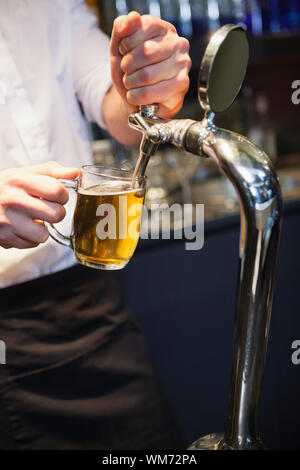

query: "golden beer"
xmin=72 ymin=182 xmax=145 ymax=269
xmin=47 ymin=166 xmax=145 ymax=270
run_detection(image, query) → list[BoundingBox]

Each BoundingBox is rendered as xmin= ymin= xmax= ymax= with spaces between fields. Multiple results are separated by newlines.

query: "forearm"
xmin=102 ymin=85 xmax=142 ymax=147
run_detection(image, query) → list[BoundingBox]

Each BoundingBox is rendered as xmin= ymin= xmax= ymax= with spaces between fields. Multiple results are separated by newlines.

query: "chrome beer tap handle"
xmin=129 ymin=104 xmax=205 ymax=178
xmin=129 ymin=105 xmax=202 ymax=178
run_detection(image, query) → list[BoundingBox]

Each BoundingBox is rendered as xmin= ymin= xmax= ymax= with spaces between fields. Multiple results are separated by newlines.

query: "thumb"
xmin=24 ymin=161 xmax=80 ymax=180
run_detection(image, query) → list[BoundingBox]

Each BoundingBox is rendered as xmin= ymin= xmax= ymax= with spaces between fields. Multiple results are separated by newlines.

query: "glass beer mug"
xmin=46 ymin=166 xmax=146 ymax=270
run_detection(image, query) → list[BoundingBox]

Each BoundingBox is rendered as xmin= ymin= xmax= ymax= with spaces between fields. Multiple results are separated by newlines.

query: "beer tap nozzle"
xmin=129 ymin=104 xmax=162 ymax=179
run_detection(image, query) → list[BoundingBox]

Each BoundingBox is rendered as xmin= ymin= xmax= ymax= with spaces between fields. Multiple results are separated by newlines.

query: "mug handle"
xmin=44 ymin=178 xmax=78 ymax=248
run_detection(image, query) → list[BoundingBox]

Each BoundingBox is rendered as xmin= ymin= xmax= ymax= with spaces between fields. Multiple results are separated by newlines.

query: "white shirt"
xmin=0 ymin=0 xmax=112 ymax=288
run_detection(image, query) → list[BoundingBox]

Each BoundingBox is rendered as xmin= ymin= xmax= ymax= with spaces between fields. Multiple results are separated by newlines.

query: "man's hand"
xmin=110 ymin=11 xmax=192 ymax=119
xmin=0 ymin=162 xmax=79 ymax=249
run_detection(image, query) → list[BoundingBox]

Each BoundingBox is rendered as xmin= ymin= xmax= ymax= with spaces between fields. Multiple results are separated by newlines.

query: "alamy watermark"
xmin=96 ymin=200 xmax=204 ymax=251
xmin=0 ymin=340 xmax=6 ymax=365
xmin=291 ymin=80 xmax=300 ymax=105
xmin=291 ymin=340 xmax=300 ymax=365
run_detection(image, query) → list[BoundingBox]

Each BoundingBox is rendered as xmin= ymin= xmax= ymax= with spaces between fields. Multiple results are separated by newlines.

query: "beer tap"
xmin=129 ymin=24 xmax=283 ymax=450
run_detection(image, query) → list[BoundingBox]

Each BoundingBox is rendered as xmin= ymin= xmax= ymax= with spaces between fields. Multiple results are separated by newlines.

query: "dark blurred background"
xmin=86 ymin=0 xmax=300 ymax=450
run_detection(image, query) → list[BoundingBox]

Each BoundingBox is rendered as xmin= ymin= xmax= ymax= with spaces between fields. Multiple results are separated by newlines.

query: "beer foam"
xmin=79 ymin=181 xmax=138 ymax=196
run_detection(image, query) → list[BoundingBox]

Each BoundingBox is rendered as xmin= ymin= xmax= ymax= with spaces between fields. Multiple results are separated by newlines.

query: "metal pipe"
xmin=200 ymin=126 xmax=282 ymax=449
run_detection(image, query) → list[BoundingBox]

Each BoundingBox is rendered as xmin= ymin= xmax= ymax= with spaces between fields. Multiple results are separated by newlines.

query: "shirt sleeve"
xmin=70 ymin=0 xmax=113 ymax=129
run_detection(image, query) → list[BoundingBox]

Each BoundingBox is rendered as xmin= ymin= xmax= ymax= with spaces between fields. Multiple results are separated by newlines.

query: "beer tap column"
xmin=205 ymin=129 xmax=282 ymax=450
xmin=128 ymin=24 xmax=283 ymax=450
xmin=188 ymin=121 xmax=283 ymax=450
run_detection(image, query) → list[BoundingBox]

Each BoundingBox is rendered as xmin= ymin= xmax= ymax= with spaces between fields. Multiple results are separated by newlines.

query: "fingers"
xmin=1 ymin=236 xmax=40 ymax=250
xmin=16 ymin=237 xmax=40 ymax=249
xmin=120 ymin=34 xmax=182 ymax=75
xmin=29 ymin=198 xmax=66 ymax=224
xmin=123 ymin=52 xmax=190 ymax=90
xmin=118 ymin=15 xmax=172 ymax=55
xmin=7 ymin=191 xmax=66 ymax=224
xmin=126 ymin=69 xmax=190 ymax=111
xmin=111 ymin=12 xmax=144 ymax=102
xmin=0 ymin=162 xmax=76 ymax=250
xmin=7 ymin=172 xmax=70 ymax=205
xmin=13 ymin=213 xmax=49 ymax=244
xmin=111 ymin=11 xmax=143 ymax=59
xmin=0 ymin=209 xmax=49 ymax=248
xmin=25 ymin=161 xmax=80 ymax=180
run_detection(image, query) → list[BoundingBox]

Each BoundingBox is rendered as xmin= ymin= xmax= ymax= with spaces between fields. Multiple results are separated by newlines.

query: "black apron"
xmin=0 ymin=264 xmax=184 ymax=450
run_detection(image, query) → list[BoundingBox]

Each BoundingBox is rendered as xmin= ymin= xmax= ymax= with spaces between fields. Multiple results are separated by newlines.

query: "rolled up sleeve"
xmin=70 ymin=0 xmax=112 ymax=129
